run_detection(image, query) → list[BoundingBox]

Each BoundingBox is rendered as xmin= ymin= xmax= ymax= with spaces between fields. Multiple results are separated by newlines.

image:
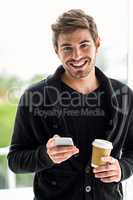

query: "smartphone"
xmin=54 ymin=137 xmax=74 ymax=146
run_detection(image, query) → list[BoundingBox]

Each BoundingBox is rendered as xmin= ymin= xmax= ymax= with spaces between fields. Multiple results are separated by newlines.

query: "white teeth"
xmin=71 ymin=61 xmax=86 ymax=67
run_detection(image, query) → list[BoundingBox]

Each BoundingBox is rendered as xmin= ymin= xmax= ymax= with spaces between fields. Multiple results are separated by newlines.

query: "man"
xmin=7 ymin=9 xmax=133 ymax=200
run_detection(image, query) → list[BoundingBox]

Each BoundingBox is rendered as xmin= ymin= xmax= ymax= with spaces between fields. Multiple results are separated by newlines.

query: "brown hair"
xmin=51 ymin=9 xmax=99 ymax=47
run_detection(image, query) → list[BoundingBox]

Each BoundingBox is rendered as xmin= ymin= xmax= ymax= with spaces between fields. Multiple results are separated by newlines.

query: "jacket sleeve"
xmin=7 ymin=91 xmax=54 ymax=174
xmin=119 ymin=111 xmax=133 ymax=181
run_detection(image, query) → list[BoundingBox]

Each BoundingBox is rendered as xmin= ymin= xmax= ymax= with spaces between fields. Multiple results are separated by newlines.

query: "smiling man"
xmin=55 ymin=28 xmax=100 ymax=94
xmin=56 ymin=29 xmax=98 ymax=78
xmin=8 ymin=9 xmax=133 ymax=200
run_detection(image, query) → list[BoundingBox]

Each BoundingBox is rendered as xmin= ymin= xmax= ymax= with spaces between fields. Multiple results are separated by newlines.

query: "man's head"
xmin=51 ymin=9 xmax=100 ymax=79
xmin=51 ymin=9 xmax=99 ymax=48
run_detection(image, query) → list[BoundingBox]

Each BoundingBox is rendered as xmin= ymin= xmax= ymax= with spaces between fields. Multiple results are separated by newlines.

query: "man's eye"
xmin=62 ymin=47 xmax=72 ymax=52
xmin=80 ymin=43 xmax=91 ymax=48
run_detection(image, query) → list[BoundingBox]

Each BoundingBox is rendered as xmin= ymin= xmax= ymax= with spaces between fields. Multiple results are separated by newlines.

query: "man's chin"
xmin=70 ymin=72 xmax=89 ymax=79
xmin=71 ymin=68 xmax=94 ymax=79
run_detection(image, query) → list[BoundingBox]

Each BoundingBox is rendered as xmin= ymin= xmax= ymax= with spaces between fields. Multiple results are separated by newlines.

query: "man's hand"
xmin=93 ymin=156 xmax=121 ymax=183
xmin=46 ymin=135 xmax=79 ymax=164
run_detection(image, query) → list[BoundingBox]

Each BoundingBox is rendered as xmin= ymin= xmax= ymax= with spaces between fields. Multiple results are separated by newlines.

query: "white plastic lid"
xmin=92 ymin=139 xmax=113 ymax=149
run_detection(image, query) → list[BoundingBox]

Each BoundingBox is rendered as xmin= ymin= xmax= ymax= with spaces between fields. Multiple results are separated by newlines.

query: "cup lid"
xmin=92 ymin=139 xmax=113 ymax=149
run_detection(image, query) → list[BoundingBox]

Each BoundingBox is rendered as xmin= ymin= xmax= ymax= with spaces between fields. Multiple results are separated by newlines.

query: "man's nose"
xmin=72 ymin=47 xmax=82 ymax=60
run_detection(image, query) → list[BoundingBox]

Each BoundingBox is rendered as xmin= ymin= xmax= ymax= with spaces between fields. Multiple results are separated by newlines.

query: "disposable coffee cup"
xmin=91 ymin=139 xmax=113 ymax=168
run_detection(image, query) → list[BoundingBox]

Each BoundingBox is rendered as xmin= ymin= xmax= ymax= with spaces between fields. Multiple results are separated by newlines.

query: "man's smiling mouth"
xmin=70 ymin=60 xmax=88 ymax=68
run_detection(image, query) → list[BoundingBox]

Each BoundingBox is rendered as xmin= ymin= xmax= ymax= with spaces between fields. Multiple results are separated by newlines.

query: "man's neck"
xmin=61 ymin=68 xmax=100 ymax=94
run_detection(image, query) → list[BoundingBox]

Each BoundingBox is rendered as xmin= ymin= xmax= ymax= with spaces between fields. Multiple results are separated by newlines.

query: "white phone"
xmin=54 ymin=137 xmax=74 ymax=146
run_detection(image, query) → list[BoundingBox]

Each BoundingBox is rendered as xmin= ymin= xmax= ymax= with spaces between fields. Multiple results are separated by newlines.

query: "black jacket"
xmin=7 ymin=66 xmax=133 ymax=200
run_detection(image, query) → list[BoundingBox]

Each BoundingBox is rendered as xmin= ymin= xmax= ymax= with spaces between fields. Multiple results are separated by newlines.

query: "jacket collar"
xmin=45 ymin=65 xmax=127 ymax=145
xmin=45 ymin=65 xmax=119 ymax=117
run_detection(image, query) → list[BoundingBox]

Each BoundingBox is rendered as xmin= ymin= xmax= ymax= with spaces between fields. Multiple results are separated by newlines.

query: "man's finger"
xmin=46 ymin=138 xmax=56 ymax=149
xmin=46 ymin=135 xmax=60 ymax=148
xmin=95 ymin=170 xmax=117 ymax=178
xmin=50 ymin=147 xmax=78 ymax=156
xmin=93 ymin=164 xmax=116 ymax=173
xmin=101 ymin=156 xmax=116 ymax=164
xmin=100 ymin=176 xmax=118 ymax=183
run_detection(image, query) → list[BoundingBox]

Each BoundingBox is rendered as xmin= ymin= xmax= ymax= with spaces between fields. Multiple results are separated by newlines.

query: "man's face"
xmin=55 ymin=29 xmax=100 ymax=79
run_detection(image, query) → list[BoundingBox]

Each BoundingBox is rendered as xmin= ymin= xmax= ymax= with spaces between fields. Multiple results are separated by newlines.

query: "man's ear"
xmin=95 ymin=37 xmax=100 ymax=50
xmin=54 ymin=46 xmax=58 ymax=54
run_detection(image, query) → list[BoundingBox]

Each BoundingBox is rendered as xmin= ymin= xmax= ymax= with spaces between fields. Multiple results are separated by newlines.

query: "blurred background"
xmin=0 ymin=0 xmax=133 ymax=199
